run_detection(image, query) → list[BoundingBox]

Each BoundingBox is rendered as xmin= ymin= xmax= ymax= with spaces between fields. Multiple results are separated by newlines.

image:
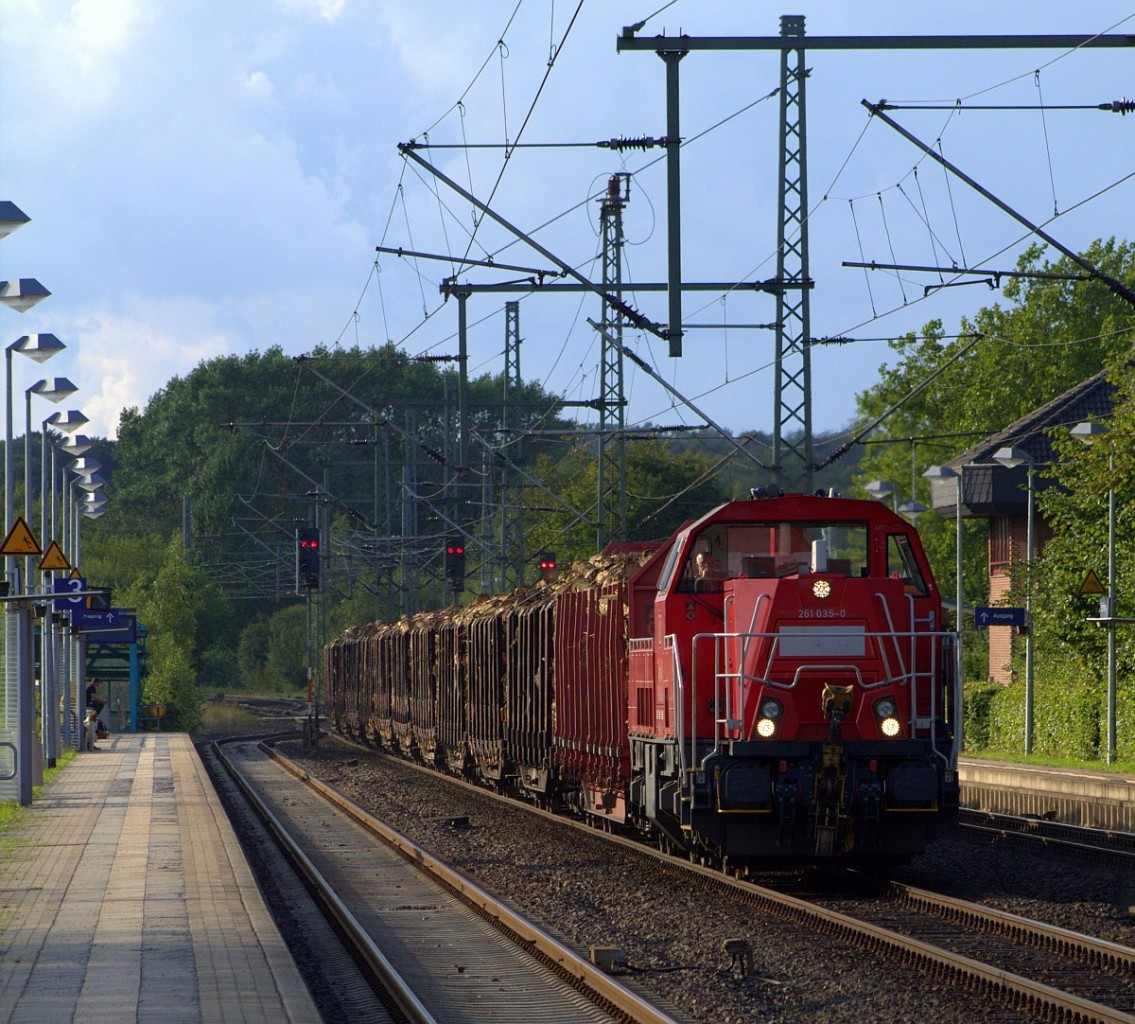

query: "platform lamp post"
xmin=993 ymin=447 xmax=1036 ymax=755
xmin=55 ymin=419 xmax=91 ymax=752
xmin=865 ymin=479 xmax=897 ymax=509
xmin=1071 ymin=421 xmax=1117 ymax=764
xmin=897 ymin=497 xmax=927 ymax=522
xmin=37 ymin=413 xmax=85 ymax=765
xmin=923 ymin=464 xmax=965 ymax=738
xmin=48 ymin=434 xmax=90 ymax=751
xmin=2 ymin=203 xmax=54 ymax=803
xmin=82 ymin=496 xmax=108 ymax=518
xmin=0 ymin=280 xmax=50 ymax=315
xmin=59 ymin=473 xmax=94 ymax=748
xmin=4 ymin=336 xmax=64 ymax=806
xmin=0 ymin=202 xmax=31 ymax=240
xmin=26 ymin=379 xmax=77 ymax=522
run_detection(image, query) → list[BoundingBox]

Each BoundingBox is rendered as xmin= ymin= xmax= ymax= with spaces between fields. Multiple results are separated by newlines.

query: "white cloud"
xmin=1 ymin=0 xmax=149 ymax=125
xmin=245 ymin=70 xmax=275 ymax=100
xmin=275 ymin=0 xmax=345 ymax=23
xmin=62 ymin=301 xmax=234 ymax=439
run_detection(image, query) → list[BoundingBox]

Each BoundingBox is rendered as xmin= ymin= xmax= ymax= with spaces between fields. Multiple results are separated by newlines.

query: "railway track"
xmin=211 ymin=736 xmax=681 ymax=1024
xmin=276 ymin=736 xmax=1135 ymax=1024
xmin=961 ymin=807 xmax=1135 ymax=863
xmin=807 ymin=882 xmax=1135 ymax=1022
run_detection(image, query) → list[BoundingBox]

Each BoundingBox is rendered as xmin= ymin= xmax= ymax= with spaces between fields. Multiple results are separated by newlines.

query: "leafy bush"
xmin=963 ymin=652 xmax=1103 ymax=761
xmin=961 ymin=683 xmax=1000 ymax=752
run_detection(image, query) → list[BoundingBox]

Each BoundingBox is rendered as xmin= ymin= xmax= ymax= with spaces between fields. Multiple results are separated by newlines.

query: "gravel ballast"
xmin=269 ymin=737 xmax=1135 ymax=1023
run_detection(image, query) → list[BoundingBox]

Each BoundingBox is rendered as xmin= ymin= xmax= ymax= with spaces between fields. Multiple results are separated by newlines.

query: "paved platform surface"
xmin=0 ymin=733 xmax=321 ymax=1024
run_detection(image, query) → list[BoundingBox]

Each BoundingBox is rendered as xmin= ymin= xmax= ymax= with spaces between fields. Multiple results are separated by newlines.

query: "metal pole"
xmin=7 ymin=354 xmax=31 ymax=804
xmin=662 ymin=49 xmax=685 ymax=357
xmin=40 ymin=422 xmax=53 ymax=764
xmin=71 ymin=480 xmax=86 ymax=747
xmin=1107 ymin=447 xmax=1117 ymax=763
xmin=1024 ymin=465 xmax=1034 ymax=755
xmin=0 ymin=347 xmax=15 ymax=801
xmin=23 ymin=388 xmax=31 ymax=526
xmin=956 ymin=471 xmax=965 ymax=733
xmin=5 ymin=346 xmax=13 ymax=536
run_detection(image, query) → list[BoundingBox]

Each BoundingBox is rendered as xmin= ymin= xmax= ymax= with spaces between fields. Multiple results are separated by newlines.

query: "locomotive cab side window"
xmin=886 ymin=533 xmax=929 ymax=596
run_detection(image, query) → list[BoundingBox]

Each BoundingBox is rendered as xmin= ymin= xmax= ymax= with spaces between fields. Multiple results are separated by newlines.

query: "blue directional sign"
xmin=974 ymin=606 xmax=1026 ymax=629
xmin=74 ymin=607 xmax=137 ymax=644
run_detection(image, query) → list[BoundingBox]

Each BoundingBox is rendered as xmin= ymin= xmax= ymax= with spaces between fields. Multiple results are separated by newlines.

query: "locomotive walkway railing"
xmin=686 ymin=624 xmax=960 ymax=781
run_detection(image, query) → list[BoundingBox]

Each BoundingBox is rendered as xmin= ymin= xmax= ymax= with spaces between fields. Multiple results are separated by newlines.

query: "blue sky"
xmin=3 ymin=1 xmax=1134 ymax=441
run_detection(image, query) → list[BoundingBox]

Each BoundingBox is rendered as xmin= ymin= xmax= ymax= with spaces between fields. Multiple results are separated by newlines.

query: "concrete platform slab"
xmin=0 ymin=733 xmax=320 ymax=1024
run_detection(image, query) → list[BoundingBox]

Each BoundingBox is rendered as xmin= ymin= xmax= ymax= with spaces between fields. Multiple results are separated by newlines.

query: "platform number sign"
xmin=296 ymin=527 xmax=320 ymax=590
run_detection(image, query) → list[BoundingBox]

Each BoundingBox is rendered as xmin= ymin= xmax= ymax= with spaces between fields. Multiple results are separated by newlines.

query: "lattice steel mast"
xmin=598 ymin=174 xmax=629 ymax=547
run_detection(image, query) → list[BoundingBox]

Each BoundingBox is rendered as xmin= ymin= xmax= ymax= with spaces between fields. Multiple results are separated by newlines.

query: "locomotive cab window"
xmin=886 ymin=533 xmax=929 ymax=596
xmin=674 ymin=521 xmax=869 ymax=591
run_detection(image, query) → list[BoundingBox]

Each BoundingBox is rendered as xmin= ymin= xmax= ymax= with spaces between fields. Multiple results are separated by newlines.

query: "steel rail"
xmin=961 ymin=807 xmax=1135 ymax=861
xmin=294 ymin=733 xmax=1135 ymax=1024
xmin=211 ymin=737 xmax=439 ymax=1024
xmin=262 ymin=740 xmax=681 ymax=1024
xmin=893 ymin=882 xmax=1135 ymax=971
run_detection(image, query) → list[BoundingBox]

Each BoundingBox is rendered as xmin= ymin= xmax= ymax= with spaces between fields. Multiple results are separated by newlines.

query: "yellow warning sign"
xmin=69 ymin=567 xmax=82 ymax=580
xmin=39 ymin=541 xmax=70 ymax=572
xmin=1080 ymin=570 xmax=1106 ymax=596
xmin=0 ymin=516 xmax=41 ymax=556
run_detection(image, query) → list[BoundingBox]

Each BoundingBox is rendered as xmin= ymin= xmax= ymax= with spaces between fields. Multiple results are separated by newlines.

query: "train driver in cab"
xmin=695 ymin=551 xmax=717 ymax=579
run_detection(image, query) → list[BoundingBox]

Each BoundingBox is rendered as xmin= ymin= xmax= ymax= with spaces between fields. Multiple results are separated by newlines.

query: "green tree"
xmin=116 ymin=536 xmax=223 ymax=729
xmin=525 ymin=438 xmax=728 ymax=563
xmin=264 ymin=603 xmax=311 ymax=694
xmin=236 ymin=617 xmax=272 ymax=691
xmin=851 ymin=240 xmax=1135 ymax=625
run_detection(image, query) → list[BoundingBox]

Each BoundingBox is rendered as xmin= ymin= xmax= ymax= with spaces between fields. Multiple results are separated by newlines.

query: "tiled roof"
xmin=928 ymin=368 xmax=1118 ymax=518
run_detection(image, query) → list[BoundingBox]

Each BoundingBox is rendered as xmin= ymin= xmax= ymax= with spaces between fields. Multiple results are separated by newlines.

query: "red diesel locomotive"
xmin=325 ymin=488 xmax=960 ymax=869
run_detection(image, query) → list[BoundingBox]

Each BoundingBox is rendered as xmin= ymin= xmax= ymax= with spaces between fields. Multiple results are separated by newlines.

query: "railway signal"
xmin=296 ymin=527 xmax=320 ymax=590
xmin=445 ymin=537 xmax=465 ymax=591
xmin=537 ymin=551 xmax=557 ymax=583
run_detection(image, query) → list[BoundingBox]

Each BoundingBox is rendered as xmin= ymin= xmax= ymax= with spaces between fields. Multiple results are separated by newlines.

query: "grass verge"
xmin=0 ymin=748 xmax=79 ymax=840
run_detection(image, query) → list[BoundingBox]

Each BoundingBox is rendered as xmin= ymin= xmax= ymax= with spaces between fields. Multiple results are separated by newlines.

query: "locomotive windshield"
xmin=674 ymin=520 xmax=870 ymax=591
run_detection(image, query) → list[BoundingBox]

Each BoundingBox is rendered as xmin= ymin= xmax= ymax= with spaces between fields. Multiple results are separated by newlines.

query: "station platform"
xmin=0 ymin=732 xmax=320 ymax=1024
xmin=959 ymin=757 xmax=1135 ymax=831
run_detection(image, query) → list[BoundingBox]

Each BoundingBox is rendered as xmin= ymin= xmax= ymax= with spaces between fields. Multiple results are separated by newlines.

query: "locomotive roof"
xmin=690 ymin=492 xmax=912 ymax=530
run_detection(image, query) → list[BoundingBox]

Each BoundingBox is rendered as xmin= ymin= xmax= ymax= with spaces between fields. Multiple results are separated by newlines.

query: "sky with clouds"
xmin=3 ymin=1 xmax=1135 ymax=442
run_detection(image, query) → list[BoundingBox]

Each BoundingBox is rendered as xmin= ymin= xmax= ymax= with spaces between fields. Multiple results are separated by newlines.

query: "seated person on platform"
xmin=86 ymin=680 xmax=105 ymax=714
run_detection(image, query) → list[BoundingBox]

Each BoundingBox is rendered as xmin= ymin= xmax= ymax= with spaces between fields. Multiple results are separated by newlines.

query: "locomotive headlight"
xmin=755 ymin=697 xmax=783 ymax=738
xmin=874 ymin=697 xmax=902 ymax=738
